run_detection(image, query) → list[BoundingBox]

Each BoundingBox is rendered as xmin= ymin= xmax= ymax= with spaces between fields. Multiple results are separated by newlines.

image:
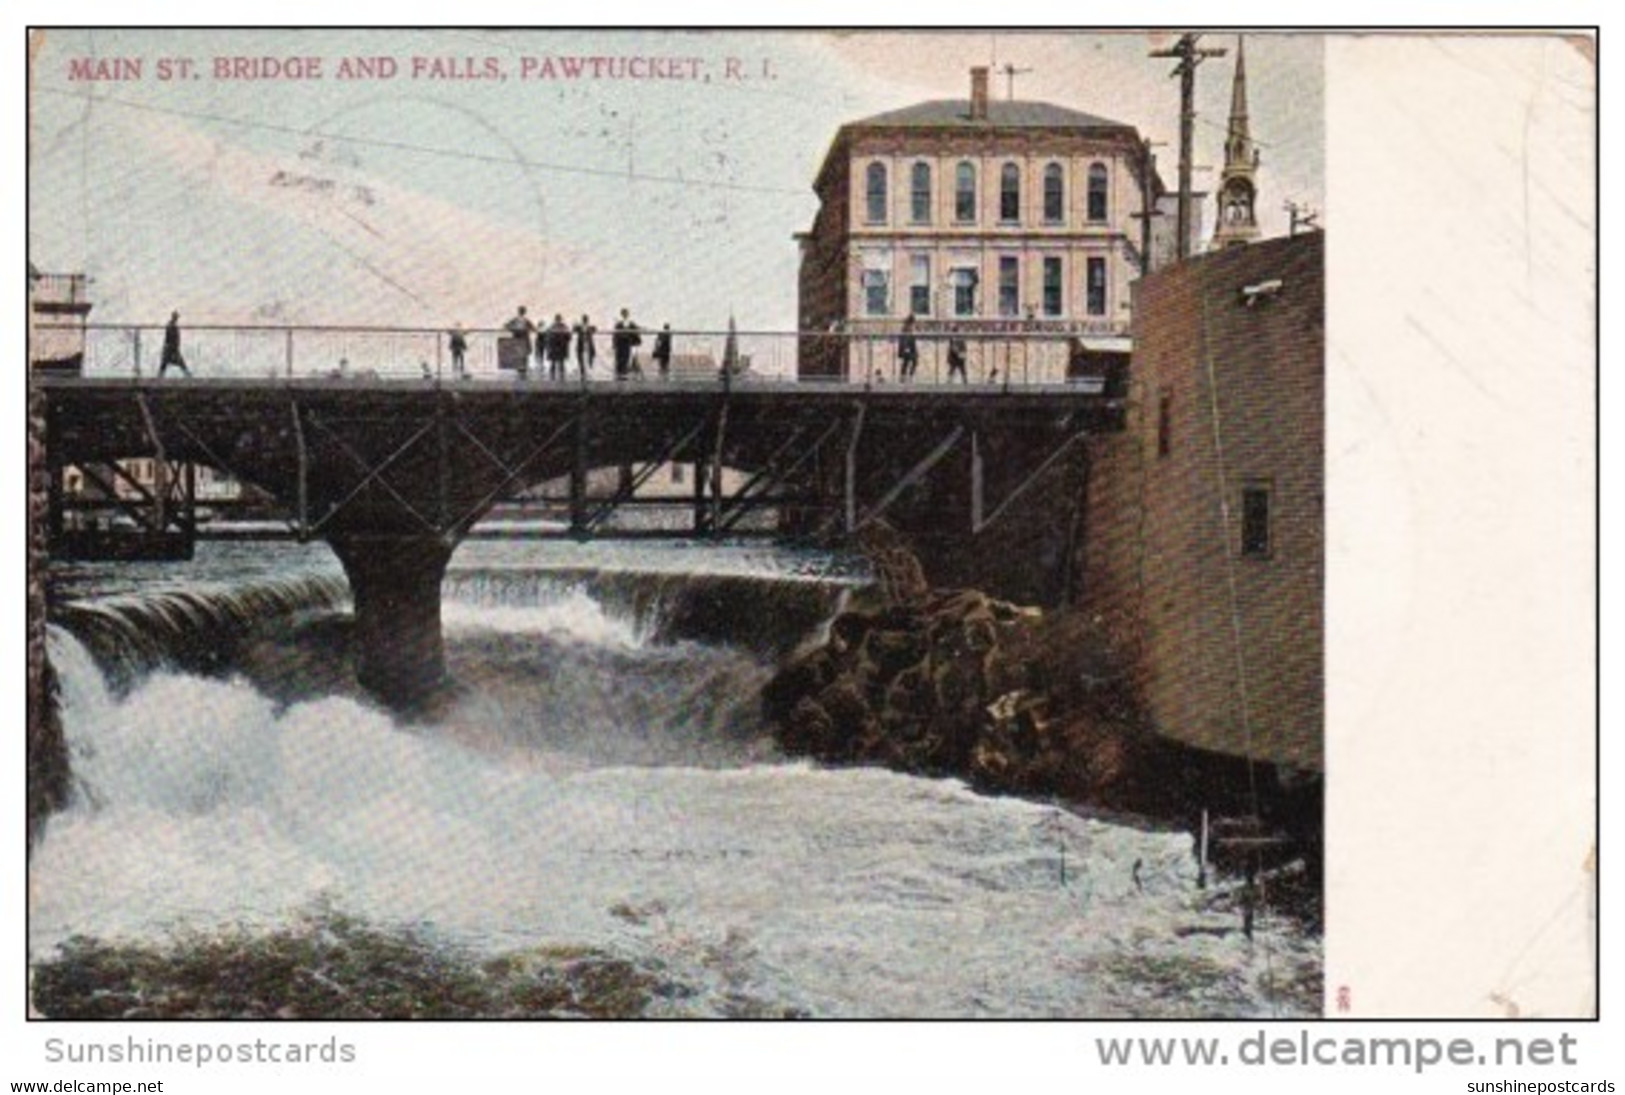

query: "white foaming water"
xmin=442 ymin=585 xmax=644 ymax=649
xmin=36 ymin=606 xmax=1317 ymax=1018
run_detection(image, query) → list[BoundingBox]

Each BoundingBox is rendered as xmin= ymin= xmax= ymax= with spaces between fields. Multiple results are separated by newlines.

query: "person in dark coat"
xmin=652 ymin=324 xmax=674 ymax=379
xmin=896 ymin=313 xmax=919 ymax=382
xmin=544 ymin=314 xmax=571 ymax=381
xmin=448 ymin=322 xmax=468 ymax=378
xmin=159 ymin=311 xmax=190 ymax=377
xmin=611 ymin=308 xmax=642 ymax=381
xmin=946 ymin=331 xmax=968 ymax=383
xmin=574 ymin=314 xmax=597 ymax=380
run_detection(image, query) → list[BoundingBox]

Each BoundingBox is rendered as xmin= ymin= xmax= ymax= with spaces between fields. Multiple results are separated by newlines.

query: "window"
xmin=1157 ymin=389 xmax=1173 ymax=457
xmin=909 ymin=254 xmax=932 ymax=317
xmin=1241 ymin=483 xmax=1272 ymax=557
xmin=1043 ymin=163 xmax=1065 ymax=223
xmin=863 ymin=268 xmax=890 ymax=316
xmin=865 ymin=162 xmax=888 ymax=224
xmin=1042 ymin=256 xmax=1063 ymax=317
xmin=999 ymin=163 xmax=1021 ymax=223
xmin=955 ymin=162 xmax=977 ymax=223
xmin=910 ymin=162 xmax=932 ymax=224
xmin=952 ymin=265 xmax=979 ymax=316
xmin=998 ymin=256 xmax=1020 ymax=317
xmin=1087 ymin=163 xmax=1109 ymax=222
xmin=1086 ymin=257 xmax=1107 ymax=316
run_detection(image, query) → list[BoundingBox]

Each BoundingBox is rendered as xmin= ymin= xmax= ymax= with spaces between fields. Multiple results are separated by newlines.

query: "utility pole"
xmin=1151 ymin=34 xmax=1227 ymax=261
xmin=999 ymin=62 xmax=1032 ymax=100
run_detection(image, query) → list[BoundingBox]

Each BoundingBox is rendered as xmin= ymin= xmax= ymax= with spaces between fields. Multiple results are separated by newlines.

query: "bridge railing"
xmin=31 ymin=322 xmax=1127 ymax=390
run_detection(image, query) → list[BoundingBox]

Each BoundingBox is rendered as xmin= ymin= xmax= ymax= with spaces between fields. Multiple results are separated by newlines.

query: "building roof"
xmin=851 ymin=98 xmax=1130 ymax=131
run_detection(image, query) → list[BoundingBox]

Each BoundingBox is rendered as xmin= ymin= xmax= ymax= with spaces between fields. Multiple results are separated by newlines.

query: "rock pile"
xmin=763 ymin=589 xmax=1170 ymax=811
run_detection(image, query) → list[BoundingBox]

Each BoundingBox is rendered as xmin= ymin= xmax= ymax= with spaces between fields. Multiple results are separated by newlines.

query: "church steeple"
xmin=1212 ymin=35 xmax=1260 ymax=249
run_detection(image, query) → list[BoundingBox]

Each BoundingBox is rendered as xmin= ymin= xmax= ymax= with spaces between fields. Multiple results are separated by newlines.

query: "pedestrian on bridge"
xmin=947 ymin=332 xmax=968 ymax=384
xmin=574 ymin=315 xmax=598 ymax=380
xmin=503 ymin=306 xmax=536 ymax=379
xmin=653 ymin=324 xmax=673 ymax=379
xmin=544 ymin=314 xmax=572 ymax=381
xmin=448 ymin=323 xmax=468 ymax=379
xmin=159 ymin=311 xmax=191 ymax=378
xmin=897 ymin=313 xmax=919 ymax=382
xmin=612 ymin=308 xmax=642 ymax=381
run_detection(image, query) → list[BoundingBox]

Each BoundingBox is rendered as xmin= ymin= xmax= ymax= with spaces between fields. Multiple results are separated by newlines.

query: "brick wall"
xmin=1082 ymin=232 xmax=1323 ymax=770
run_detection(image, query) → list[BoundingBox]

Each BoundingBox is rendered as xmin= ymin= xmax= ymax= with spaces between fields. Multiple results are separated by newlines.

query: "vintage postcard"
xmin=19 ymin=23 xmax=1594 ymax=1050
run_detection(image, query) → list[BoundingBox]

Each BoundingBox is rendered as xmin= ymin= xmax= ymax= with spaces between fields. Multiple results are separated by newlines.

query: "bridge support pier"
xmin=329 ymin=536 xmax=456 ymax=709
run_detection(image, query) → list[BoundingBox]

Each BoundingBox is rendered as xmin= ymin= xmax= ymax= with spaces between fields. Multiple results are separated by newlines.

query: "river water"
xmin=32 ymin=539 xmax=1320 ymax=1018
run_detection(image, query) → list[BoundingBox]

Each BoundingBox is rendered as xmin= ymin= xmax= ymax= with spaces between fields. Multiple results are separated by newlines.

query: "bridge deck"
xmin=36 ymin=374 xmax=1107 ymax=405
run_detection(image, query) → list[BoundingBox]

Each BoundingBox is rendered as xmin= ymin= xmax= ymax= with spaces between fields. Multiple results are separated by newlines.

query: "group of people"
xmin=895 ymin=314 xmax=970 ymax=383
xmin=450 ymin=307 xmax=674 ymax=382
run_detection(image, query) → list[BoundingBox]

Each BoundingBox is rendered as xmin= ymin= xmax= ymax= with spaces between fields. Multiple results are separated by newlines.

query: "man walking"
xmin=612 ymin=307 xmax=642 ymax=381
xmin=652 ymin=323 xmax=674 ymax=379
xmin=946 ymin=332 xmax=968 ymax=383
xmin=544 ymin=314 xmax=572 ymax=381
xmin=159 ymin=311 xmax=191 ymax=377
xmin=897 ymin=313 xmax=919 ymax=382
xmin=574 ymin=314 xmax=598 ymax=380
xmin=448 ymin=322 xmax=468 ymax=379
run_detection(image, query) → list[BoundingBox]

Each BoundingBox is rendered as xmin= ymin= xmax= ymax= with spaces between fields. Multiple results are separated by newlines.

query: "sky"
xmin=28 ymin=29 xmax=1324 ymax=333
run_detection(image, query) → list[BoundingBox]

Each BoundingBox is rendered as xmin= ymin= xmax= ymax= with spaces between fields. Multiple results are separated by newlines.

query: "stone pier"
xmin=329 ymin=536 xmax=457 ymax=708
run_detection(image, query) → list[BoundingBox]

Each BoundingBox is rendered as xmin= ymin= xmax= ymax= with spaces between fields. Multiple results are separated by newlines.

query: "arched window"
xmin=1087 ymin=163 xmax=1109 ymax=222
xmin=910 ymin=162 xmax=932 ymax=224
xmin=999 ymin=162 xmax=1021 ymax=223
xmin=954 ymin=161 xmax=977 ymax=223
xmin=866 ymin=162 xmax=888 ymax=224
xmin=1043 ymin=163 xmax=1065 ymax=223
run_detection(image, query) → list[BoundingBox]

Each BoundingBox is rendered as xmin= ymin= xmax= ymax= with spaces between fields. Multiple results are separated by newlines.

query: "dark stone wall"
xmin=28 ymin=382 xmax=70 ymax=850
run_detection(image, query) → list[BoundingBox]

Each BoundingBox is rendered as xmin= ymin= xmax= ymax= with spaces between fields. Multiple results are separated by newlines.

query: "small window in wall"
xmin=1042 ymin=256 xmax=1063 ymax=317
xmin=955 ymin=162 xmax=977 ymax=223
xmin=865 ymin=162 xmax=888 ymax=224
xmin=909 ymin=253 xmax=932 ymax=316
xmin=910 ymin=162 xmax=932 ymax=224
xmin=1157 ymin=389 xmax=1173 ymax=457
xmin=1241 ymin=482 xmax=1272 ymax=557
xmin=998 ymin=256 xmax=1020 ymax=317
xmin=951 ymin=265 xmax=979 ymax=317
xmin=1086 ymin=257 xmax=1107 ymax=316
xmin=863 ymin=268 xmax=890 ymax=316
xmin=999 ymin=163 xmax=1021 ymax=223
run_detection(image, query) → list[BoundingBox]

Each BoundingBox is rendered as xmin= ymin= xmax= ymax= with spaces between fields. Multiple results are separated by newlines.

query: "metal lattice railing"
xmin=30 ymin=321 xmax=1125 ymax=390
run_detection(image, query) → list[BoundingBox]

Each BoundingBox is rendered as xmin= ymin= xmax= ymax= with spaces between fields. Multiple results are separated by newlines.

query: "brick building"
xmin=796 ymin=67 xmax=1197 ymax=381
xmin=1081 ymin=230 xmax=1324 ymax=771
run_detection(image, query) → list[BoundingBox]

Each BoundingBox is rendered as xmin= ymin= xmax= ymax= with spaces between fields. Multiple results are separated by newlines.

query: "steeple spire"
xmin=1227 ymin=36 xmax=1250 ymax=154
xmin=1212 ymin=35 xmax=1260 ymax=249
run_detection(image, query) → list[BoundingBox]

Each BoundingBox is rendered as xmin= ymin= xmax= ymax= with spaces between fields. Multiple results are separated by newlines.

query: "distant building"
xmin=795 ymin=67 xmax=1199 ymax=380
xmin=29 ymin=264 xmax=93 ymax=374
xmin=1081 ymin=230 xmax=1324 ymax=772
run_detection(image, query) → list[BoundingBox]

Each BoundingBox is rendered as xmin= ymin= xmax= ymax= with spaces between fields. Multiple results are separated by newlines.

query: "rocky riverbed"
xmin=762 ymin=585 xmax=1322 ymax=928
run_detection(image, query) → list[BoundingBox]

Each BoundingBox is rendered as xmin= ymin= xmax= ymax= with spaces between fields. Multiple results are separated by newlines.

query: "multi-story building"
xmin=28 ymin=264 xmax=93 ymax=374
xmin=796 ymin=67 xmax=1197 ymax=381
xmin=1081 ymin=229 xmax=1324 ymax=773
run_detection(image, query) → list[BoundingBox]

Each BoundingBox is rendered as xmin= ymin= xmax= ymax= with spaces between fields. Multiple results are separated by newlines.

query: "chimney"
xmin=970 ymin=66 xmax=989 ymax=121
